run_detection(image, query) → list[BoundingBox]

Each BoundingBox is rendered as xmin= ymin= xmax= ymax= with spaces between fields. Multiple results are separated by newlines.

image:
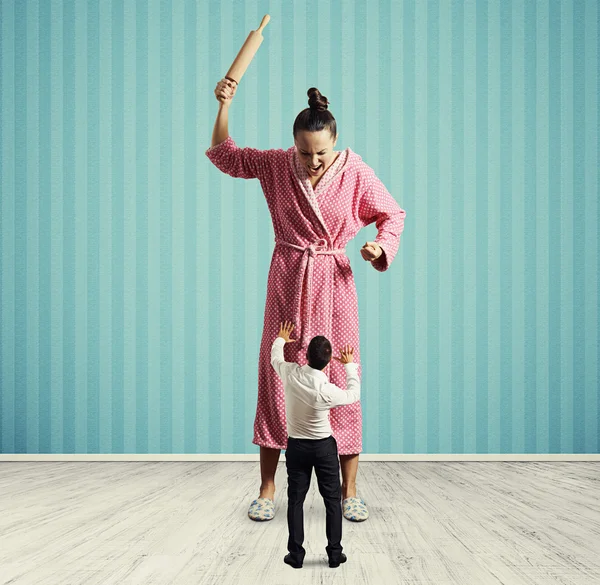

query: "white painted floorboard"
xmin=0 ymin=462 xmax=599 ymax=584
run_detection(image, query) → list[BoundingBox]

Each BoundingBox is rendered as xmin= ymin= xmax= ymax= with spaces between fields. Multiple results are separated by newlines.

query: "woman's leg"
xmin=259 ymin=446 xmax=281 ymax=500
xmin=339 ymin=454 xmax=359 ymax=500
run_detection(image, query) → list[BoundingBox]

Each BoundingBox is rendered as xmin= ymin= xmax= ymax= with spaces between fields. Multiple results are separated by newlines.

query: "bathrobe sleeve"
xmin=205 ymin=136 xmax=270 ymax=180
xmin=358 ymin=173 xmax=407 ymax=272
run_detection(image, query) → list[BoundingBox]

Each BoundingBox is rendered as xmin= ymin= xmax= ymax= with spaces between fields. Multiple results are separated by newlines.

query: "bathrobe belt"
xmin=275 ymin=238 xmax=346 ymax=345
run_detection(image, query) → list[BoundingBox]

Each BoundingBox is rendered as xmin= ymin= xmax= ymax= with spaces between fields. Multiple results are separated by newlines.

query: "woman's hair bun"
xmin=293 ymin=88 xmax=337 ymax=138
xmin=307 ymin=87 xmax=329 ymax=111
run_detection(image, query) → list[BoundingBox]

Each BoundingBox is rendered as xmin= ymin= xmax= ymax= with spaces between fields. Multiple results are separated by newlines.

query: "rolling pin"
xmin=225 ymin=15 xmax=270 ymax=85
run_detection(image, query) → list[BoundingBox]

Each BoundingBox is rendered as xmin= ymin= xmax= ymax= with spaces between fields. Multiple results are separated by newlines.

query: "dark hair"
xmin=306 ymin=336 xmax=332 ymax=370
xmin=293 ymin=88 xmax=337 ymax=139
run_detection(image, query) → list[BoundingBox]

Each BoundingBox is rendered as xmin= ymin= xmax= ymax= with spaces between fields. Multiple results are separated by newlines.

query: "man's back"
xmin=270 ymin=337 xmax=361 ymax=440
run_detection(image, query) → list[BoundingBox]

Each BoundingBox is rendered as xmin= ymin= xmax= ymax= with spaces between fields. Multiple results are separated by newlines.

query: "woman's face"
xmin=294 ymin=130 xmax=338 ymax=179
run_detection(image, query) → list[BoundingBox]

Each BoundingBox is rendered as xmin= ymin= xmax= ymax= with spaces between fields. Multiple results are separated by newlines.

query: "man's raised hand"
xmin=333 ymin=345 xmax=354 ymax=364
xmin=278 ymin=321 xmax=297 ymax=343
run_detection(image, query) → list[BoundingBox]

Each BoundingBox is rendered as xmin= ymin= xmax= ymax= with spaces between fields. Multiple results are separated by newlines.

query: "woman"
xmin=206 ymin=79 xmax=406 ymax=522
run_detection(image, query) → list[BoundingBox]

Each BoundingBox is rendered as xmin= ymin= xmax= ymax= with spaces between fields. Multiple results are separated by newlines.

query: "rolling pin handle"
xmin=257 ymin=14 xmax=270 ymax=33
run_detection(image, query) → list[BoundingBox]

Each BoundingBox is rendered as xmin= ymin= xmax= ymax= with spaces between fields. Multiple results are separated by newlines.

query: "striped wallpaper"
xmin=0 ymin=0 xmax=598 ymax=455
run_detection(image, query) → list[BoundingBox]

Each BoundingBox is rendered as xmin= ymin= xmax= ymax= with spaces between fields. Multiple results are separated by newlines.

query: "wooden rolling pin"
xmin=225 ymin=15 xmax=270 ymax=85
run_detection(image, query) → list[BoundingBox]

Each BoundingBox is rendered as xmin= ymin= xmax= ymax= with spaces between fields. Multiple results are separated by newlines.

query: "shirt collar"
xmin=301 ymin=364 xmax=329 ymax=381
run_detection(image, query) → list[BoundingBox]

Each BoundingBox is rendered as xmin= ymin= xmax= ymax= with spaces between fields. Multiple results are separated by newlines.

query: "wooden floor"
xmin=0 ymin=461 xmax=599 ymax=585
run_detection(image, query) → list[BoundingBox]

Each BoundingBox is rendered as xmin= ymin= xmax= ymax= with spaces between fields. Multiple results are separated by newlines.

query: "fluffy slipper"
xmin=248 ymin=497 xmax=275 ymax=521
xmin=342 ymin=497 xmax=369 ymax=522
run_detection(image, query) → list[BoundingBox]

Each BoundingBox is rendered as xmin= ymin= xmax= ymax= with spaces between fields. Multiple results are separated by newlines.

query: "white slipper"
xmin=342 ymin=496 xmax=369 ymax=521
xmin=248 ymin=497 xmax=275 ymax=521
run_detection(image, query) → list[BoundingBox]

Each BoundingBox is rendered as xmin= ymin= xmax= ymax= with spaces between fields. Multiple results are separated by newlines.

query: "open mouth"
xmin=307 ymin=164 xmax=322 ymax=175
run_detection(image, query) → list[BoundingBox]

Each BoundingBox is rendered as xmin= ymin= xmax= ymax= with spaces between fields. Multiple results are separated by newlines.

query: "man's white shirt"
xmin=270 ymin=337 xmax=361 ymax=440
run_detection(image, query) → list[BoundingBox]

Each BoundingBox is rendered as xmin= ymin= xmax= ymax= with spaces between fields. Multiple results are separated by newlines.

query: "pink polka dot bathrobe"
xmin=206 ymin=137 xmax=406 ymax=454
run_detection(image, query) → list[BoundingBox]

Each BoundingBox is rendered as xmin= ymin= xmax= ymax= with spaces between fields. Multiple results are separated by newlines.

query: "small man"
xmin=271 ymin=321 xmax=361 ymax=569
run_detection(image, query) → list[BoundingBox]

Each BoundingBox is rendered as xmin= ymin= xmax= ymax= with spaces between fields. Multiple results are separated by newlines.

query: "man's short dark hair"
xmin=307 ymin=336 xmax=332 ymax=370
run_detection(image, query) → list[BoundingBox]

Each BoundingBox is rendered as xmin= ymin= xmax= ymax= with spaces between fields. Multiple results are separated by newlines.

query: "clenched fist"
xmin=360 ymin=241 xmax=383 ymax=262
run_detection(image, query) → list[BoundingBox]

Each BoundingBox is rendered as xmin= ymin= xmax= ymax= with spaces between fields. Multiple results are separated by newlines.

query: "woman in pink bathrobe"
xmin=207 ymin=80 xmax=406 ymax=522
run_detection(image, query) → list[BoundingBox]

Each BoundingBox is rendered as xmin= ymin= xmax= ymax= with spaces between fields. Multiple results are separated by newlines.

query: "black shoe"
xmin=284 ymin=554 xmax=303 ymax=569
xmin=328 ymin=553 xmax=347 ymax=568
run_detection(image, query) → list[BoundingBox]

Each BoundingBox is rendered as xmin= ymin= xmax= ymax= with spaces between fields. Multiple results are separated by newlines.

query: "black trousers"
xmin=285 ymin=435 xmax=343 ymax=563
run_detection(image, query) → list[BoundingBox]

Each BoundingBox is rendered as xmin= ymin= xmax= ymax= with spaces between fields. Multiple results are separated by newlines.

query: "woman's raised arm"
xmin=211 ymin=78 xmax=237 ymax=147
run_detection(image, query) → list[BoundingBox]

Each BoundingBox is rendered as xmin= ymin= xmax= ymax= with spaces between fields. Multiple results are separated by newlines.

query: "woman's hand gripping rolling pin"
xmin=214 ymin=78 xmax=237 ymax=107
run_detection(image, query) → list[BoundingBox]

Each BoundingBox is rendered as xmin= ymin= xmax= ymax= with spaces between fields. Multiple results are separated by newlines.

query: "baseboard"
xmin=1 ymin=454 xmax=599 ymax=462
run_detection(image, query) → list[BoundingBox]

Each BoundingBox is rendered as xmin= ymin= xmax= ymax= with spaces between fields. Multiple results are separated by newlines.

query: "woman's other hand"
xmin=360 ymin=241 xmax=383 ymax=262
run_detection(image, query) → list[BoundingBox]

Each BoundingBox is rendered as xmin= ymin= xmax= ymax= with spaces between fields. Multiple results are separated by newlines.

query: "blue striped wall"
xmin=0 ymin=0 xmax=598 ymax=454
